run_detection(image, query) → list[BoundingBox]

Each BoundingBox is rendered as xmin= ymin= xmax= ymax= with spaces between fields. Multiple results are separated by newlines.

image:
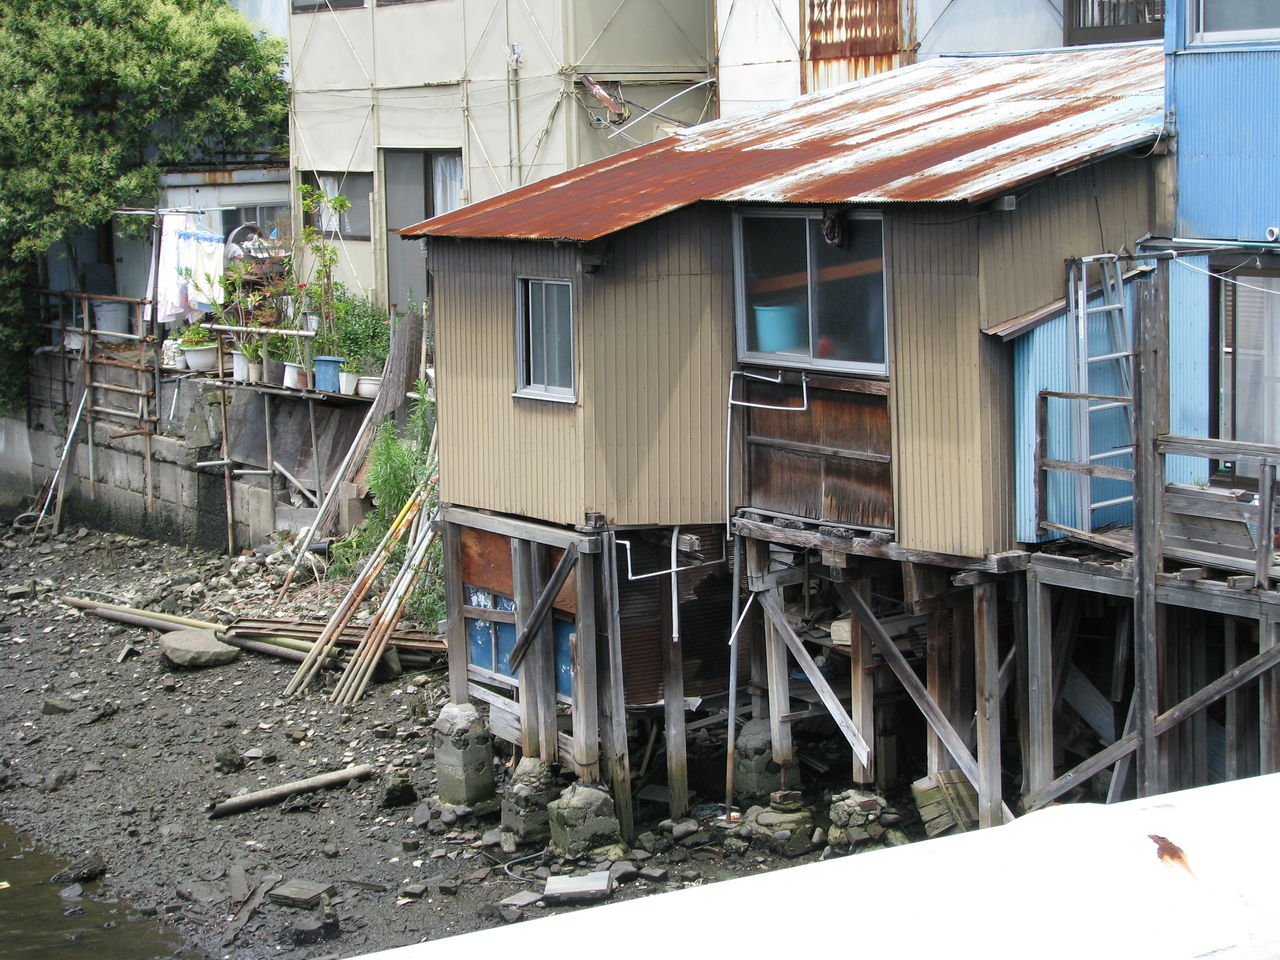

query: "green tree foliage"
xmin=0 ymin=0 xmax=287 ymax=406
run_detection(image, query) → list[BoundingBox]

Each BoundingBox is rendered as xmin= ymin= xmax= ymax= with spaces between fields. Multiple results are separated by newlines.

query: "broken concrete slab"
xmin=541 ymin=871 xmax=614 ymax=905
xmin=499 ymin=889 xmax=542 ymax=910
xmin=267 ymin=879 xmax=336 ymax=908
xmin=159 ymin=629 xmax=240 ymax=668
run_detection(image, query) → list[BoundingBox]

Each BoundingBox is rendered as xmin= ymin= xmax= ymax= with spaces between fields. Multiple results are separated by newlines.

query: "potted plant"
xmin=177 ymin=323 xmax=218 ymax=372
xmin=338 ymin=358 xmax=360 ymax=395
xmin=334 ymin=286 xmax=390 ymax=398
xmin=238 ymin=337 xmax=264 ymax=383
xmin=311 ymin=332 xmax=344 ymax=393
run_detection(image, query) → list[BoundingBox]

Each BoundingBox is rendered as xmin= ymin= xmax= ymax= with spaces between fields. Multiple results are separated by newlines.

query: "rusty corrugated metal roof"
xmin=401 ymin=44 xmax=1164 ymax=242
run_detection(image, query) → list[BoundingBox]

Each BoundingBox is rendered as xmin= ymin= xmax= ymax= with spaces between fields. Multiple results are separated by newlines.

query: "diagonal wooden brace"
xmin=835 ymin=580 xmax=1013 ymax=822
xmin=509 ymin=543 xmax=578 ymax=671
xmin=758 ymin=591 xmax=870 ymax=767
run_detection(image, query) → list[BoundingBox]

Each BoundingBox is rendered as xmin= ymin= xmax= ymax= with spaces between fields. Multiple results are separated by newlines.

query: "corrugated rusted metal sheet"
xmin=402 ymin=45 xmax=1163 ymax=242
xmin=1170 ymin=51 xmax=1280 ymax=242
xmin=432 ymin=240 xmax=584 ymax=525
xmin=804 ymin=0 xmax=903 ymax=91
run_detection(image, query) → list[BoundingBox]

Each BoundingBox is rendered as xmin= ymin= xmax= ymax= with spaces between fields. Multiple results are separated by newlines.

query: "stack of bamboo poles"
xmin=284 ymin=479 xmax=434 ymax=697
xmin=329 ymin=505 xmax=439 ymax=705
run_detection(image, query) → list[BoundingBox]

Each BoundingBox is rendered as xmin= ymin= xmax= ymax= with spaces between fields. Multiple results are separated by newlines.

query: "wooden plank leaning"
xmin=508 ymin=544 xmax=579 ymax=671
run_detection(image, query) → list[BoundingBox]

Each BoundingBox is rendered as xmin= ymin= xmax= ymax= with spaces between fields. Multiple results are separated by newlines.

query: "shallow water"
xmin=0 ymin=820 xmax=202 ymax=960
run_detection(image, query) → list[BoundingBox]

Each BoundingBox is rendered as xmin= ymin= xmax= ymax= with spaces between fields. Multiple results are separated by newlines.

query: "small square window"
xmin=735 ymin=209 xmax=886 ymax=375
xmin=516 ymin=278 xmax=574 ymax=401
xmin=301 ymin=172 xmax=373 ymax=241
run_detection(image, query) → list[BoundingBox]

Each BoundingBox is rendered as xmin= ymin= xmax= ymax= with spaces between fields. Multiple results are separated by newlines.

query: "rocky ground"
xmin=0 ymin=523 xmax=916 ymax=959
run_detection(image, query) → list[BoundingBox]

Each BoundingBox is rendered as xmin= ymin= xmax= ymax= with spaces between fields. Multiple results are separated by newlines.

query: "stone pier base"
xmin=433 ymin=703 xmax=495 ymax=806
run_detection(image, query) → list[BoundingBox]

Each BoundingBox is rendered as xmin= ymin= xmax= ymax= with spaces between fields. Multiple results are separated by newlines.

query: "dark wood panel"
xmin=460 ymin=526 xmax=576 ymax=614
xmin=746 ymin=377 xmax=893 ymax=527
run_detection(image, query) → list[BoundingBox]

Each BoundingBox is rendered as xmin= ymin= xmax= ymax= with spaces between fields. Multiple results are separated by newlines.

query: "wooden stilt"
xmin=762 ymin=589 xmax=794 ymax=786
xmin=571 ymin=550 xmax=600 ymax=782
xmin=511 ymin=538 xmax=541 ymax=758
xmin=1189 ymin=613 xmax=1208 ymax=786
xmin=745 ymin=539 xmax=769 ymax=721
xmin=597 ymin=533 xmax=634 ymax=840
xmin=952 ymin=599 xmax=975 ymax=753
xmin=443 ymin=521 xmax=469 ymax=704
xmin=660 ymin=568 xmax=689 ymax=818
xmin=528 ymin=544 xmax=559 ymax=765
xmin=1262 ymin=616 xmax=1279 ymax=775
xmin=849 ymin=577 xmax=875 ymax=785
xmin=1224 ymin=618 xmax=1239 ymax=782
xmin=973 ymin=582 xmax=1002 ymax=828
xmin=1011 ymin=576 xmax=1032 ymax=797
xmin=1026 ymin=569 xmax=1054 ymax=799
xmin=926 ymin=609 xmax=949 ymax=777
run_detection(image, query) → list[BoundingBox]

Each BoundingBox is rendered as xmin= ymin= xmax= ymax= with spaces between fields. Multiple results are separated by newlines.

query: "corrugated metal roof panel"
xmin=401 ymin=44 xmax=1163 ymax=242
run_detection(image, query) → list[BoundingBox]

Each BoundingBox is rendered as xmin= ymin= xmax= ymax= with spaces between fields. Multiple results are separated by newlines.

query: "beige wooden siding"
xmin=888 ymin=209 xmax=989 ymax=557
xmin=579 ymin=205 xmax=735 ymax=526
xmin=978 ymin=154 xmax=1154 ymax=328
xmin=432 ymin=241 xmax=584 ymax=525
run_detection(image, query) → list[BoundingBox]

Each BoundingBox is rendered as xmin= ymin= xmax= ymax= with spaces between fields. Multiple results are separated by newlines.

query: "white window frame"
xmin=733 ymin=207 xmax=888 ymax=376
xmin=514 ymin=277 xmax=575 ymax=402
xmin=1190 ymin=0 xmax=1280 ymax=43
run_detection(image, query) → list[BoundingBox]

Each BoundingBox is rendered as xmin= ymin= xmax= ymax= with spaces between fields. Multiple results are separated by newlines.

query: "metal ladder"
xmin=1067 ymin=255 xmax=1135 ymax=530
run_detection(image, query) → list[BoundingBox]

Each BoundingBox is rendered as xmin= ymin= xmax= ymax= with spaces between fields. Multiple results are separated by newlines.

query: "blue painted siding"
xmin=1170 ymin=50 xmax=1280 ymax=241
xmin=465 ymin=588 xmax=573 ymax=698
xmin=1167 ymin=255 xmax=1212 ymax=482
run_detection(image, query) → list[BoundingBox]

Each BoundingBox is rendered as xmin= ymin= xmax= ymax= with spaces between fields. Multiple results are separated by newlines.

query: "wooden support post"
xmin=1025 ymin=569 xmax=1054 ymax=799
xmin=509 ymin=543 xmax=579 ymax=670
xmin=925 ymin=609 xmax=949 ymax=777
xmin=1011 ymin=575 xmax=1032 ymax=797
xmin=973 ymin=582 xmax=1002 ymax=828
xmin=661 ymin=568 xmax=689 ymax=818
xmin=597 ymin=533 xmax=634 ymax=840
xmin=1189 ymin=613 xmax=1208 ymax=786
xmin=1224 ymin=618 xmax=1239 ymax=782
xmin=572 ymin=550 xmax=600 ymax=782
xmin=744 ymin=538 xmax=771 ymax=722
xmin=511 ymin=538 xmax=542 ymax=759
xmin=1263 ymin=616 xmax=1279 ymax=775
xmin=1132 ymin=269 xmax=1167 ymax=797
xmin=952 ymin=599 xmax=975 ymax=753
xmin=849 ymin=578 xmax=875 ymax=784
xmin=443 ymin=521 xmax=469 ymax=704
xmin=1255 ymin=461 xmax=1275 ymax=590
xmin=528 ymin=544 xmax=559 ymax=765
xmin=762 ymin=589 xmax=794 ymax=784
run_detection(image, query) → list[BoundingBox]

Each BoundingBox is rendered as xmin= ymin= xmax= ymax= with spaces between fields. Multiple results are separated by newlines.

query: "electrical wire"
xmin=1171 ymin=256 xmax=1280 ymax=296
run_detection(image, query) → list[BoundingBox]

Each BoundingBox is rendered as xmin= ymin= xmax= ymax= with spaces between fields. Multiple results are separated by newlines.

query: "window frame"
xmin=514 ymin=277 xmax=575 ymax=403
xmin=300 ymin=171 xmax=374 ymax=242
xmin=733 ymin=207 xmax=888 ymax=376
xmin=292 ymin=0 xmax=363 ymax=12
xmin=1190 ymin=0 xmax=1280 ymax=44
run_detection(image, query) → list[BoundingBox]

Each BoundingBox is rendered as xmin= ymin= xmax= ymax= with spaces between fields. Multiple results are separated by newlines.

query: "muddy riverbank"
xmin=0 ymin=524 xmax=905 ymax=958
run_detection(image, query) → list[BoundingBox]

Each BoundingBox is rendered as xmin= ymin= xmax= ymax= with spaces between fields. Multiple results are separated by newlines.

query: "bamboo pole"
xmin=284 ymin=485 xmax=428 ymax=696
xmin=207 ymin=764 xmax=374 ymax=818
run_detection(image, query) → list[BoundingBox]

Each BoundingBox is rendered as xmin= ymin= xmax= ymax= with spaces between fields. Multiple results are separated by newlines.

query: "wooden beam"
xmin=1132 ymin=270 xmax=1167 ymax=797
xmin=833 ymin=582 xmax=988 ymax=801
xmin=1224 ymin=618 xmax=1239 ymax=782
xmin=442 ymin=506 xmax=600 ymax=552
xmin=661 ymin=570 xmax=689 ymax=818
xmin=443 ymin=521 xmax=469 ymax=704
xmin=571 ymin=550 xmax=600 ymax=782
xmin=598 ymin=533 xmax=634 ymax=841
xmin=848 ymin=578 xmax=875 ymax=784
xmin=973 ymin=582 xmax=1002 ymax=828
xmin=925 ymin=609 xmax=949 ymax=777
xmin=1026 ymin=636 xmax=1280 ymax=809
xmin=1255 ymin=462 xmax=1275 ymax=590
xmin=762 ymin=590 xmax=794 ymax=780
xmin=511 ymin=539 xmax=542 ymax=759
xmin=508 ymin=543 xmax=578 ymax=670
xmin=1263 ymin=617 xmax=1279 ymax=775
xmin=758 ymin=591 xmax=871 ymax=767
xmin=1025 ymin=569 xmax=1053 ymax=798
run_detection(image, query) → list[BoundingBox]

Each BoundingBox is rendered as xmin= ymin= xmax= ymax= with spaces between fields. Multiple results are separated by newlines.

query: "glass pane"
xmin=741 ymin=216 xmax=810 ymax=357
xmin=811 ymin=217 xmax=885 ymax=367
xmin=1231 ymin=278 xmax=1280 ymax=477
xmin=432 ymin=153 xmax=464 ymax=216
xmin=527 ymin=281 xmax=547 ymax=387
xmin=1202 ymin=0 xmax=1280 ymax=33
xmin=339 ymin=174 xmax=373 ymax=238
xmin=546 ymin=282 xmax=572 ymax=389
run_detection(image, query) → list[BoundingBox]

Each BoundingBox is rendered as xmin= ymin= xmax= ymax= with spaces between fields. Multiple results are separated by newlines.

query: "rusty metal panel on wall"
xmin=804 ymin=0 xmax=903 ymax=91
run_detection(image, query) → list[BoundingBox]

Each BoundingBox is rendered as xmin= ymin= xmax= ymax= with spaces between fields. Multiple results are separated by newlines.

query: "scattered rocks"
xmin=380 ymin=772 xmax=418 ymax=808
xmin=157 ymin=629 xmax=239 ymax=668
xmin=50 ymin=851 xmax=107 ymax=886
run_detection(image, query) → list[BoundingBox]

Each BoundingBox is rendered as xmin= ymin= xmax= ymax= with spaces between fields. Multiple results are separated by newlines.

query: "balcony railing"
xmin=1065 ymin=0 xmax=1165 ymax=45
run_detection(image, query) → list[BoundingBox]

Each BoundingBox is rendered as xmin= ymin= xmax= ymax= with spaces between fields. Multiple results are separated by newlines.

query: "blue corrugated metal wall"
xmin=1167 ymin=255 xmax=1211 ymax=482
xmin=1171 ymin=50 xmax=1280 ymax=241
xmin=1014 ymin=273 xmax=1209 ymax=543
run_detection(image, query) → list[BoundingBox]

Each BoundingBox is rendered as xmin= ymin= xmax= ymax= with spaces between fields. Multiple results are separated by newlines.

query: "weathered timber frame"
xmin=442 ymin=506 xmax=632 ymax=837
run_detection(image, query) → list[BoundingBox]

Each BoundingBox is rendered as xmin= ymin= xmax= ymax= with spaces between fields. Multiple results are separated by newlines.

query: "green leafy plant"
xmin=333 ymin=285 xmax=390 ymax=377
xmin=178 ymin=324 xmax=212 ymax=347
